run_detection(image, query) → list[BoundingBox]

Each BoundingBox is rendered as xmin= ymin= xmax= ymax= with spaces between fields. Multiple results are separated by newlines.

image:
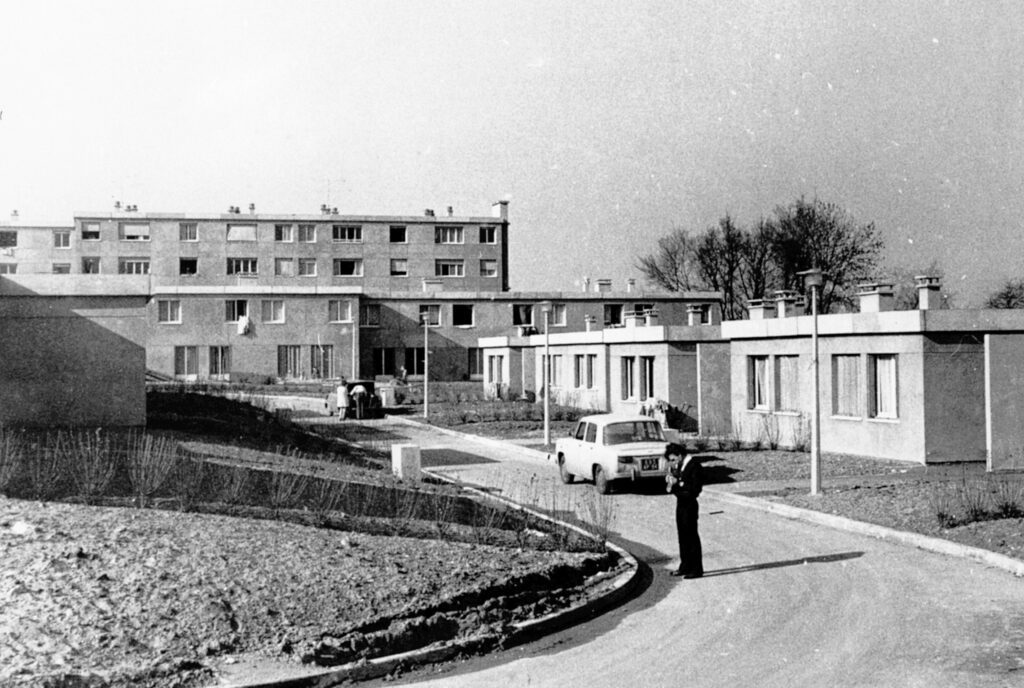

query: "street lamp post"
xmin=540 ymin=301 xmax=552 ymax=447
xmin=797 ymin=269 xmax=824 ymax=495
xmin=422 ymin=313 xmax=430 ymax=419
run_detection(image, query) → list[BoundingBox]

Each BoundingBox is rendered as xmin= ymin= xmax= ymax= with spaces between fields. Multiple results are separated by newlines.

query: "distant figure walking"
xmin=336 ymin=380 xmax=349 ymax=419
xmin=665 ymin=443 xmax=703 ymax=579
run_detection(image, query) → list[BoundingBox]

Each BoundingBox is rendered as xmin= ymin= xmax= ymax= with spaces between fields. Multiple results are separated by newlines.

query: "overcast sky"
xmin=1 ymin=1 xmax=1022 ymax=305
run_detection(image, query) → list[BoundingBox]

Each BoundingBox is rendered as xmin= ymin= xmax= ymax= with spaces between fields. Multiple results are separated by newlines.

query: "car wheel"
xmin=594 ymin=466 xmax=611 ymax=495
xmin=558 ymin=456 xmax=575 ymax=484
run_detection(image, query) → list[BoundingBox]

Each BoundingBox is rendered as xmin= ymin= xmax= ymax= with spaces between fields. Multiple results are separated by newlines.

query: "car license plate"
xmin=641 ymin=458 xmax=659 ymax=471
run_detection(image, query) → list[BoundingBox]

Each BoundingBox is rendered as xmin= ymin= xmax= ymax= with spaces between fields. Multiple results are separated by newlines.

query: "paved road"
xmin=357 ymin=418 xmax=1024 ymax=688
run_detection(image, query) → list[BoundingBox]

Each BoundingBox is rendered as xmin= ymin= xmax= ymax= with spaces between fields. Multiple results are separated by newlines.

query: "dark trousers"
xmin=675 ymin=496 xmax=703 ymax=575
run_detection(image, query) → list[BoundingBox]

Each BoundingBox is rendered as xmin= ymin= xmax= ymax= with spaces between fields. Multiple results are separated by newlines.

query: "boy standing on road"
xmin=665 ymin=443 xmax=704 ymax=579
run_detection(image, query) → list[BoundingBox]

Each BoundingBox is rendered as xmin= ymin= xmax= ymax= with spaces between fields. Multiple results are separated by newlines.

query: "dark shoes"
xmin=670 ymin=569 xmax=703 ymax=579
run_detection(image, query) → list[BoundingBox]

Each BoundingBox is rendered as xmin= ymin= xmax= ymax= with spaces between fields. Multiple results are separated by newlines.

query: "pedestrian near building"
xmin=336 ymin=381 xmax=349 ymax=420
xmin=665 ymin=443 xmax=703 ymax=578
xmin=350 ymin=382 xmax=367 ymax=420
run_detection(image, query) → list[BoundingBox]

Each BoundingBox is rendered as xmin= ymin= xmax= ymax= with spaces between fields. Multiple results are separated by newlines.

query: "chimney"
xmin=424 ymin=208 xmax=435 ymax=217
xmin=584 ymin=314 xmax=596 ymax=332
xmin=595 ymin=278 xmax=612 ymax=293
xmin=582 ymin=276 xmax=590 ymax=292
xmin=114 ymin=201 xmax=121 ymax=210
xmin=332 ymin=207 xmax=338 ymax=215
xmin=645 ymin=308 xmax=660 ymax=326
xmin=248 ymin=203 xmax=256 ymax=215
xmin=857 ymin=283 xmax=895 ymax=313
xmin=774 ymin=290 xmax=800 ymax=318
xmin=10 ymin=209 xmax=18 ymax=223
xmin=915 ymin=275 xmax=942 ymax=310
xmin=491 ymin=200 xmax=509 ymax=220
xmin=626 ymin=278 xmax=636 ymax=293
xmin=447 ymin=206 xmax=454 ymax=217
xmin=747 ymin=299 xmax=775 ymax=320
xmin=687 ymin=305 xmax=704 ymax=326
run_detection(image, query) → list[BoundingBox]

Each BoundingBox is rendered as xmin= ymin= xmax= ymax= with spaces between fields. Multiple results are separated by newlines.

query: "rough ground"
xmin=0 ymin=497 xmax=619 ymax=687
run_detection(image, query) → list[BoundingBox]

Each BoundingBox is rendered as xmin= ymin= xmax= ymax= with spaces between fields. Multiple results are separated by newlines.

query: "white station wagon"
xmin=554 ymin=414 xmax=670 ymax=494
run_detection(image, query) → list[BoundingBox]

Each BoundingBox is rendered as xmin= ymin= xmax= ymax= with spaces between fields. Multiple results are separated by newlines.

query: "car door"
xmin=565 ymin=421 xmax=593 ymax=475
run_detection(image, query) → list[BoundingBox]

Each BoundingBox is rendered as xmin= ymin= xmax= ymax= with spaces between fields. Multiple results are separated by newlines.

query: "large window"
xmin=775 ymin=355 xmax=800 ymax=412
xmin=52 ymin=263 xmax=71 ymax=274
xmin=274 ymin=224 xmax=294 ymax=242
xmin=390 ymin=258 xmax=408 ymax=276
xmin=639 ymin=356 xmax=655 ymax=401
xmin=53 ymin=231 xmax=70 ymax=248
xmin=748 ymin=356 xmax=769 ymax=410
xmin=390 ymin=225 xmax=407 ymax=243
xmin=157 ymin=300 xmax=181 ymax=324
xmin=0 ymin=263 xmax=15 ymax=274
xmin=419 ymin=304 xmax=441 ymax=326
xmin=311 ymin=345 xmax=334 ymax=379
xmin=405 ymin=347 xmax=426 ymax=376
xmin=225 ymin=299 xmax=248 ymax=322
xmin=328 ymin=299 xmax=352 ymax=322
xmin=227 ymin=257 xmax=258 ymax=275
xmin=574 ymin=355 xmax=586 ymax=388
xmin=604 ymin=304 xmax=624 ymax=327
xmin=209 ymin=346 xmax=231 ymax=378
xmin=333 ymin=258 xmax=363 ymax=276
xmin=488 ymin=354 xmax=504 ymax=384
xmin=468 ymin=347 xmax=483 ymax=377
xmin=174 ymin=346 xmax=199 ymax=378
xmin=512 ymin=304 xmax=534 ymax=327
xmin=118 ymin=258 xmax=150 ymax=275
xmin=549 ymin=354 xmax=563 ymax=388
xmin=621 ymin=356 xmax=636 ymax=400
xmin=452 ymin=304 xmax=474 ymax=327
xmin=179 ymin=258 xmax=197 ymax=275
xmin=277 ymin=345 xmax=302 ymax=378
xmin=82 ymin=257 xmax=100 ymax=274
xmin=869 ymin=354 xmax=898 ymax=419
xmin=0 ymin=231 xmax=17 ymax=247
xmin=261 ymin=299 xmax=285 ymax=323
xmin=479 ymin=225 xmax=497 ymax=244
xmin=274 ymin=258 xmax=294 ymax=277
xmin=435 ymin=259 xmax=464 ymax=277
xmin=179 ymin=222 xmax=198 ymax=241
xmin=118 ymin=223 xmax=150 ymax=241
xmin=298 ymin=258 xmax=317 ymax=276
xmin=586 ymin=354 xmax=597 ymax=389
xmin=82 ymin=222 xmax=100 ymax=241
xmin=480 ymin=259 xmax=498 ymax=278
xmin=832 ymin=354 xmax=861 ymax=417
xmin=332 ymin=225 xmax=362 ymax=242
xmin=373 ymin=347 xmax=400 ymax=377
xmin=551 ymin=303 xmax=567 ymax=326
xmin=435 ymin=226 xmax=463 ymax=244
xmin=360 ymin=303 xmax=381 ymax=327
xmin=226 ymin=223 xmax=257 ymax=241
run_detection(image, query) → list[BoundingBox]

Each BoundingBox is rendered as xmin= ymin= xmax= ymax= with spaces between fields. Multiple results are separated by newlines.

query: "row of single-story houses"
xmin=481 ymin=277 xmax=1024 ymax=471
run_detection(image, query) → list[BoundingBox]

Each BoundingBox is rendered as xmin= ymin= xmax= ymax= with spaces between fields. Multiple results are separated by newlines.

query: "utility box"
xmin=391 ymin=443 xmax=422 ymax=481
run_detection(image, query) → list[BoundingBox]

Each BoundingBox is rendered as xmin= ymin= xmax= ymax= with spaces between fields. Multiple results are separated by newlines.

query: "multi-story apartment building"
xmin=1 ymin=201 xmax=722 ymax=384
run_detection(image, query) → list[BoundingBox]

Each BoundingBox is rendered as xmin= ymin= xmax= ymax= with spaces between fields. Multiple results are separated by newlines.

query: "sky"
xmin=1 ymin=0 xmax=1022 ymax=306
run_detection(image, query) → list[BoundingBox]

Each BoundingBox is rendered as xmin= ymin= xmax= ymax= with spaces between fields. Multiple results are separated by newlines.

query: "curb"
xmin=705 ymin=488 xmax=1024 ymax=578
xmin=383 ymin=414 xmax=553 ymax=463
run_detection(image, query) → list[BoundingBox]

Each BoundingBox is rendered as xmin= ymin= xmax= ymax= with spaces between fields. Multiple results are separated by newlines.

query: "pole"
xmin=543 ymin=310 xmax=551 ymax=447
xmin=810 ymin=283 xmax=821 ymax=495
xmin=423 ymin=315 xmax=429 ymax=419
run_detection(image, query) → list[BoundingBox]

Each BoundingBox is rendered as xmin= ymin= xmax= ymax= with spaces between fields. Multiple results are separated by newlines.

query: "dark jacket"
xmin=670 ymin=457 xmax=703 ymax=500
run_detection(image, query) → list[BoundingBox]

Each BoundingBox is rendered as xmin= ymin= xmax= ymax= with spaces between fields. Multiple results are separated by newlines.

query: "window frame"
xmin=748 ymin=355 xmax=769 ymax=411
xmin=452 ymin=303 xmax=475 ymax=328
xmin=621 ymin=356 xmax=636 ymax=400
xmin=434 ymin=226 xmax=464 ymax=244
xmin=332 ymin=224 xmax=362 ymax=243
xmin=179 ymin=258 xmax=197 ymax=276
xmin=82 ymin=257 xmax=101 ymax=274
xmin=419 ymin=304 xmax=442 ymax=327
xmin=118 ymin=258 xmax=150 ymax=275
xmin=225 ymin=299 xmax=248 ymax=322
xmin=831 ymin=354 xmax=862 ymax=418
xmin=53 ymin=231 xmax=70 ymax=249
xmin=639 ymin=355 xmax=655 ymax=402
xmin=479 ymin=225 xmax=497 ymax=244
xmin=328 ymin=299 xmax=352 ymax=323
xmin=81 ymin=222 xmax=101 ymax=241
xmin=274 ymin=224 xmax=294 ymax=243
xmin=480 ymin=259 xmax=498 ymax=278
xmin=227 ymin=257 xmax=258 ymax=276
xmin=274 ymin=257 xmax=295 ymax=277
xmin=434 ymin=259 xmax=465 ymax=277
xmin=261 ymin=299 xmax=286 ymax=324
xmin=298 ymin=258 xmax=317 ymax=277
xmin=604 ymin=304 xmax=624 ymax=327
xmin=297 ymin=224 xmax=317 ymax=242
xmin=226 ymin=223 xmax=257 ymax=242
xmin=52 ymin=263 xmax=71 ymax=274
xmin=868 ymin=354 xmax=899 ymax=420
xmin=390 ymin=258 xmax=409 ymax=276
xmin=174 ymin=345 xmax=199 ymax=378
xmin=209 ymin=345 xmax=231 ymax=378
xmin=360 ymin=303 xmax=381 ymax=327
xmin=332 ymin=258 xmax=363 ymax=277
xmin=118 ymin=223 xmax=151 ymax=241
xmin=389 ymin=225 xmax=407 ymax=243
xmin=157 ymin=299 xmax=182 ymax=324
xmin=179 ymin=222 xmax=198 ymax=242
xmin=774 ymin=354 xmax=801 ymax=413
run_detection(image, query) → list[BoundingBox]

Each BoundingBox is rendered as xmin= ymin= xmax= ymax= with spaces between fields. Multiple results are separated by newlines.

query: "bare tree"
xmin=985 ymin=279 xmax=1024 ymax=308
xmin=693 ymin=215 xmax=746 ymax=320
xmin=636 ymin=226 xmax=699 ymax=292
xmin=889 ymin=260 xmax=952 ymax=310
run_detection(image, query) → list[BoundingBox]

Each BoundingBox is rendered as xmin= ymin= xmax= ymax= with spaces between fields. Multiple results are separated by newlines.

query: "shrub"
xmin=956 ymin=472 xmax=990 ymax=523
xmin=927 ymin=483 xmax=959 ymax=528
xmin=125 ymin=433 xmax=179 ymax=507
xmin=0 ymin=427 xmax=25 ymax=495
xmin=991 ymin=475 xmax=1024 ymax=518
xmin=67 ymin=429 xmax=118 ymax=503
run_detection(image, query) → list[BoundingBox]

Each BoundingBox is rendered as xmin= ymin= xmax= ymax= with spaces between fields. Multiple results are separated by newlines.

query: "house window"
xmin=0 ymin=263 xmax=15 ymax=274
xmin=227 ymin=257 xmax=258 ymax=275
xmin=775 ymin=355 xmax=800 ymax=412
xmin=550 ymin=354 xmax=563 ymax=388
xmin=435 ymin=259 xmax=464 ymax=277
xmin=0 ymin=231 xmax=17 ymax=247
xmin=869 ymin=354 xmax=898 ymax=419
xmin=488 ymin=354 xmax=504 ymax=384
xmin=119 ymin=223 xmax=150 ymax=241
xmin=748 ymin=356 xmax=769 ymax=410
xmin=297 ymin=224 xmax=316 ymax=242
xmin=480 ymin=259 xmax=497 ymax=277
xmin=82 ymin=257 xmax=100 ymax=274
xmin=311 ymin=345 xmax=334 ymax=379
xmin=52 ymin=263 xmax=71 ymax=274
xmin=390 ymin=259 xmax=408 ymax=276
xmin=551 ymin=303 xmax=567 ymax=326
xmin=468 ymin=347 xmax=483 ymax=377
xmin=261 ymin=299 xmax=285 ymax=323
xmin=512 ymin=304 xmax=534 ymax=327
xmin=360 ymin=303 xmax=381 ymax=327
xmin=158 ymin=300 xmax=181 ymax=323
xmin=479 ymin=226 xmax=497 ymax=244
xmin=209 ymin=346 xmax=231 ymax=378
xmin=390 ymin=225 xmax=407 ymax=243
xmin=604 ymin=304 xmax=624 ymax=327
xmin=405 ymin=347 xmax=426 ymax=376
xmin=333 ymin=258 xmax=363 ymax=276
xmin=621 ymin=356 xmax=636 ymax=400
xmin=225 ymin=299 xmax=248 ymax=322
xmin=54 ymin=231 xmax=70 ymax=248
xmin=274 ymin=258 xmax=294 ymax=277
xmin=373 ymin=347 xmax=400 ymax=377
xmin=274 ymin=224 xmax=294 ymax=242
xmin=634 ymin=302 xmax=656 ymax=315
xmin=586 ymin=354 xmax=597 ymax=389
xmin=452 ymin=304 xmax=474 ymax=327
xmin=226 ymin=223 xmax=257 ymax=241
xmin=277 ymin=345 xmax=302 ymax=378
xmin=179 ymin=258 xmax=197 ymax=275
xmin=832 ymin=354 xmax=861 ymax=417
xmin=174 ymin=346 xmax=199 ymax=378
xmin=434 ymin=226 xmax=463 ymax=244
xmin=298 ymin=258 xmax=317 ymax=276
xmin=419 ymin=304 xmax=441 ymax=327
xmin=118 ymin=258 xmax=150 ymax=275
xmin=82 ymin=222 xmax=100 ymax=240
xmin=574 ymin=355 xmax=585 ymax=388
xmin=179 ymin=222 xmax=198 ymax=241
xmin=332 ymin=225 xmax=362 ymax=242
xmin=639 ymin=356 xmax=655 ymax=401
xmin=328 ymin=299 xmax=352 ymax=322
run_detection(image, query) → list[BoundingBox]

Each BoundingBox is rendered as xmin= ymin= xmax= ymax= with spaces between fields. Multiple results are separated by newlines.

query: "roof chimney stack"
xmin=491 ymin=200 xmax=509 ymax=220
xmin=857 ymin=283 xmax=895 ymax=313
xmin=424 ymin=208 xmax=435 ymax=217
xmin=447 ymin=206 xmax=454 ymax=217
xmin=915 ymin=275 xmax=942 ymax=310
xmin=248 ymin=203 xmax=256 ymax=214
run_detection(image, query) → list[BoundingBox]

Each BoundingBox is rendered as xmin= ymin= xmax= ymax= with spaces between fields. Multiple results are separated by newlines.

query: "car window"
xmin=603 ymin=421 xmax=665 ymax=445
xmin=584 ymin=423 xmax=597 ymax=443
xmin=574 ymin=422 xmax=587 ymax=440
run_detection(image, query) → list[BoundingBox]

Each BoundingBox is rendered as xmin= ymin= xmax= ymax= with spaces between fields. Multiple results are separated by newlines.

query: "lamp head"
xmin=797 ymin=268 xmax=824 ymax=289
